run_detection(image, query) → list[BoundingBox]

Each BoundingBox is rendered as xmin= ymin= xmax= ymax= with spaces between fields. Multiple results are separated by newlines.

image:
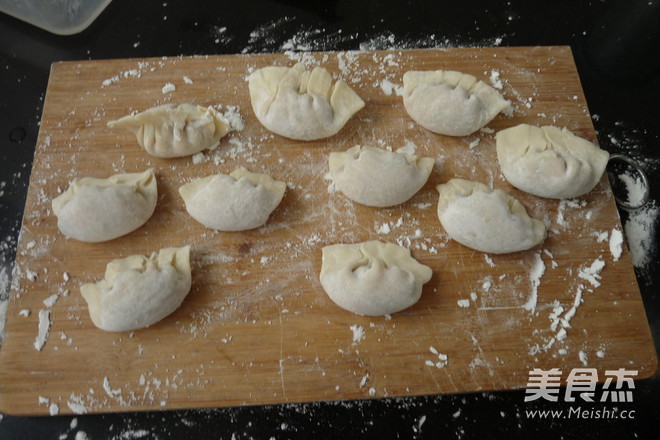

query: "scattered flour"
xmin=578 ymin=350 xmax=589 ymax=367
xmin=457 ymin=299 xmax=470 ymax=308
xmin=34 ymin=309 xmax=51 ymax=351
xmin=578 ymin=258 xmax=606 ymax=288
xmin=161 ymin=82 xmax=176 ymax=94
xmin=609 ymin=228 xmax=623 ymax=262
xmin=489 ymin=70 xmax=503 ymax=89
xmin=43 ymin=293 xmax=59 ymax=308
xmin=522 ymin=253 xmax=545 ymax=314
xmin=350 ymin=325 xmax=365 ymax=344
xmin=67 ymin=394 xmax=89 ymax=414
xmin=426 ymin=346 xmax=448 ymax=368
xmin=378 ymin=79 xmax=403 ymax=96
xmin=624 ymin=202 xmax=658 ymax=271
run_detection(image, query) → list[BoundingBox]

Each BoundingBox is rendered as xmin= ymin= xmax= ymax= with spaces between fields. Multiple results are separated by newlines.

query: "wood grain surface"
xmin=0 ymin=47 xmax=656 ymax=415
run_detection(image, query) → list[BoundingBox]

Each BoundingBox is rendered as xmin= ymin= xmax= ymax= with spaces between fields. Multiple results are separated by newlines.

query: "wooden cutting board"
xmin=0 ymin=47 xmax=656 ymax=416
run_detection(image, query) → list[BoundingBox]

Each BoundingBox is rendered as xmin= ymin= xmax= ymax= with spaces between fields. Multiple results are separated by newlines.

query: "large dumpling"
xmin=249 ymin=63 xmax=365 ymax=140
xmin=329 ymin=145 xmax=434 ymax=207
xmin=320 ymin=241 xmax=433 ymax=316
xmin=436 ymin=178 xmax=546 ymax=254
xmin=107 ymin=103 xmax=231 ymax=158
xmin=52 ymin=169 xmax=157 ymax=243
xmin=179 ymin=168 xmax=286 ymax=231
xmin=80 ymin=246 xmax=192 ymax=332
xmin=403 ymin=70 xmax=511 ymax=136
xmin=496 ymin=124 xmax=610 ymax=199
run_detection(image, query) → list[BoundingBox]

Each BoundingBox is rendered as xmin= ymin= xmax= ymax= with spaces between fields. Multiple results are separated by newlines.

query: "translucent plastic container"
xmin=0 ymin=0 xmax=112 ymax=35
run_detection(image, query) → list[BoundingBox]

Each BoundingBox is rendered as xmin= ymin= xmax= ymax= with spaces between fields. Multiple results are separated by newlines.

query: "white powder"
xmin=379 ymin=79 xmax=402 ymax=96
xmin=489 ymin=70 xmax=503 ymax=89
xmin=162 ymin=82 xmax=176 ymax=94
xmin=191 ymin=152 xmax=207 ymax=164
xmin=483 ymin=254 xmax=496 ymax=267
xmin=101 ymin=76 xmax=119 ymax=87
xmin=556 ymin=328 xmax=567 ymax=341
xmin=43 ymin=293 xmax=59 ymax=308
xmin=522 ymin=253 xmax=545 ymax=313
xmin=457 ymin=299 xmax=470 ymax=308
xmin=350 ymin=324 xmax=365 ymax=344
xmin=596 ymin=231 xmax=609 ymax=243
xmin=67 ymin=394 xmax=88 ymax=414
xmin=578 ymin=350 xmax=589 ymax=366
xmin=34 ymin=309 xmax=51 ymax=351
xmin=223 ymin=105 xmax=245 ymax=132
xmin=427 ymin=346 xmax=448 ymax=368
xmin=0 ymin=298 xmax=6 ymax=344
xmin=75 ymin=432 xmax=89 ymax=440
xmin=183 ymin=76 xmax=193 ymax=84
xmin=26 ymin=269 xmax=38 ymax=281
xmin=609 ymin=228 xmax=623 ymax=262
xmin=396 ymin=140 xmax=417 ymax=156
xmin=625 ymin=202 xmax=659 ymax=271
xmin=413 ymin=203 xmax=432 ymax=210
xmin=562 ymin=287 xmax=583 ymax=326
xmin=618 ymin=172 xmax=646 ymax=207
xmin=417 ymin=415 xmax=427 ymax=432
xmin=376 ymin=222 xmax=391 ymax=234
xmin=578 ymin=258 xmax=605 ymax=288
xmin=103 ymin=376 xmax=122 ymax=399
xmin=49 ymin=402 xmax=59 ymax=416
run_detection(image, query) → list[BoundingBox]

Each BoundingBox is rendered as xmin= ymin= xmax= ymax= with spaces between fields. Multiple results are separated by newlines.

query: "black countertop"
xmin=1 ymin=0 xmax=659 ymax=438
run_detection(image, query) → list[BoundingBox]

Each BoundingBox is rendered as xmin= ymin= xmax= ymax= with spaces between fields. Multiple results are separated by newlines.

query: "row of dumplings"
xmin=51 ymin=62 xmax=610 ymax=330
xmin=52 ymin=168 xmax=287 ymax=242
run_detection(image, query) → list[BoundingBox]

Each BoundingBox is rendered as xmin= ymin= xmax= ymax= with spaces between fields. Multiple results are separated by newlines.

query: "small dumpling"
xmin=249 ymin=63 xmax=365 ymax=140
xmin=320 ymin=241 xmax=433 ymax=316
xmin=52 ymin=169 xmax=157 ymax=243
xmin=403 ymin=70 xmax=511 ymax=136
xmin=108 ymin=103 xmax=231 ymax=158
xmin=496 ymin=124 xmax=610 ymax=199
xmin=179 ymin=168 xmax=286 ymax=231
xmin=436 ymin=179 xmax=546 ymax=254
xmin=329 ymin=145 xmax=434 ymax=207
xmin=80 ymin=246 xmax=192 ymax=332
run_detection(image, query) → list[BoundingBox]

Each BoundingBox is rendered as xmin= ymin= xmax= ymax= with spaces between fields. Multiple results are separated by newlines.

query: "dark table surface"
xmin=1 ymin=0 xmax=659 ymax=438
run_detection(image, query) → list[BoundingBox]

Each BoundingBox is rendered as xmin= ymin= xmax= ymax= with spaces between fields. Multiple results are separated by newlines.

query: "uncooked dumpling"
xmin=80 ymin=246 xmax=192 ymax=332
xmin=179 ymin=168 xmax=286 ymax=231
xmin=403 ymin=70 xmax=511 ymax=136
xmin=496 ymin=124 xmax=610 ymax=199
xmin=52 ymin=169 xmax=157 ymax=243
xmin=436 ymin=179 xmax=546 ymax=254
xmin=320 ymin=241 xmax=433 ymax=316
xmin=329 ymin=145 xmax=434 ymax=207
xmin=108 ymin=103 xmax=231 ymax=158
xmin=249 ymin=63 xmax=365 ymax=140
